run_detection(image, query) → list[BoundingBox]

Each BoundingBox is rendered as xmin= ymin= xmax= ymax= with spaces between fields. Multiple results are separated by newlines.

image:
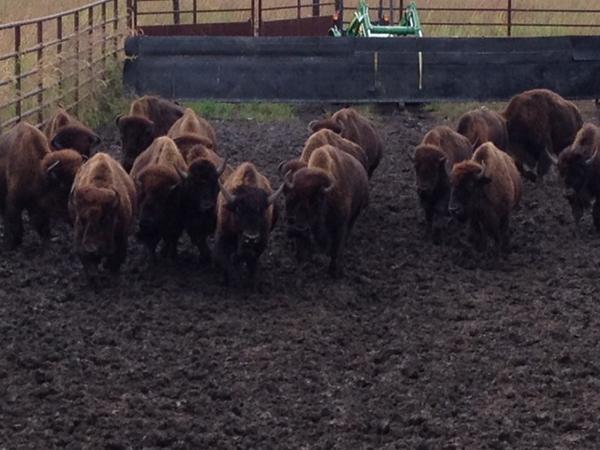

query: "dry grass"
xmin=0 ymin=0 xmax=93 ymax=24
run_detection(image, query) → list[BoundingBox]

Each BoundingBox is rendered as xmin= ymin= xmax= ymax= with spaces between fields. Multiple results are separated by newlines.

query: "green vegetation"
xmin=423 ymin=101 xmax=506 ymax=121
xmin=80 ymin=62 xmax=129 ymax=129
xmin=185 ymin=101 xmax=296 ymax=121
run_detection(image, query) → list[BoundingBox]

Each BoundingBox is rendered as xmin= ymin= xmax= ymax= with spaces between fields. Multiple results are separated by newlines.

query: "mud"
xmin=1 ymin=105 xmax=600 ymax=449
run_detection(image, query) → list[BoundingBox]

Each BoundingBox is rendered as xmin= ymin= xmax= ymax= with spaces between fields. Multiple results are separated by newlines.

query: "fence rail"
xmin=0 ymin=0 xmax=129 ymax=131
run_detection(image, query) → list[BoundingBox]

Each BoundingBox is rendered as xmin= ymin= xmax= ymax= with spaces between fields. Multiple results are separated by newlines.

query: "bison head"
xmin=185 ymin=158 xmax=227 ymax=220
xmin=41 ymin=150 xmax=86 ymax=220
xmin=449 ymin=160 xmax=491 ymax=222
xmin=51 ymin=125 xmax=100 ymax=157
xmin=282 ymin=168 xmax=333 ymax=245
xmin=116 ymin=115 xmax=156 ymax=172
xmin=135 ymin=166 xmax=186 ymax=244
xmin=173 ymin=135 xmax=215 ymax=164
xmin=413 ymin=144 xmax=449 ymax=201
xmin=308 ymin=118 xmax=343 ymax=135
xmin=558 ymin=124 xmax=599 ymax=197
xmin=219 ymin=182 xmax=284 ymax=256
xmin=72 ymin=186 xmax=121 ymax=256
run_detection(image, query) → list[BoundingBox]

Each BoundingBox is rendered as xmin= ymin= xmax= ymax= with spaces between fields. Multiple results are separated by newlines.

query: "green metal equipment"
xmin=329 ymin=1 xmax=423 ymax=38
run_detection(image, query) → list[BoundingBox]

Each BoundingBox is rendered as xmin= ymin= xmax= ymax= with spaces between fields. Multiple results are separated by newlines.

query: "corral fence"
xmin=0 ymin=0 xmax=129 ymax=132
xmin=130 ymin=0 xmax=600 ymax=37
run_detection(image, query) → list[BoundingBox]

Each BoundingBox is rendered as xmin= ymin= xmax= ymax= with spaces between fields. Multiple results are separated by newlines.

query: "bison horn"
xmin=277 ymin=160 xmax=287 ymax=175
xmin=46 ymin=160 xmax=61 ymax=173
xmin=323 ymin=177 xmax=335 ymax=194
xmin=268 ymin=183 xmax=285 ymax=205
xmin=478 ymin=160 xmax=486 ymax=178
xmin=307 ymin=120 xmax=319 ymax=133
xmin=586 ymin=148 xmax=598 ymax=166
xmin=176 ymin=167 xmax=189 ymax=180
xmin=284 ymin=170 xmax=294 ymax=190
xmin=216 ymin=158 xmax=228 ymax=177
xmin=544 ymin=147 xmax=559 ymax=165
xmin=218 ymin=180 xmax=236 ymax=204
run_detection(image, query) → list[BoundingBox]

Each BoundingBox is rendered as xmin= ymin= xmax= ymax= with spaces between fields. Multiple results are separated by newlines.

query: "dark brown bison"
xmin=168 ymin=108 xmax=229 ymax=261
xmin=117 ymin=95 xmax=184 ymax=172
xmin=309 ymin=107 xmax=383 ymax=177
xmin=168 ymin=107 xmax=218 ymax=153
xmin=43 ymin=108 xmax=100 ymax=156
xmin=414 ymin=126 xmax=472 ymax=242
xmin=214 ymin=162 xmax=283 ymax=286
xmin=503 ymin=89 xmax=583 ymax=180
xmin=0 ymin=122 xmax=84 ymax=249
xmin=282 ymin=144 xmax=369 ymax=276
xmin=556 ymin=123 xmax=600 ymax=229
xmin=449 ymin=142 xmax=522 ymax=253
xmin=130 ymin=136 xmax=188 ymax=259
xmin=457 ymin=107 xmax=508 ymax=150
xmin=69 ymin=152 xmax=136 ymax=279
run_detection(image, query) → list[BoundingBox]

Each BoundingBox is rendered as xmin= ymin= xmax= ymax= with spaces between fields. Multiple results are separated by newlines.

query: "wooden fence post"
xmin=115 ymin=0 xmax=121 ymax=57
xmin=313 ymin=0 xmax=320 ymax=17
xmin=507 ymin=0 xmax=512 ymax=36
xmin=298 ymin=0 xmax=302 ymax=19
xmin=57 ymin=16 xmax=64 ymax=96
xmin=74 ymin=10 xmax=80 ymax=115
xmin=193 ymin=0 xmax=197 ymax=24
xmin=14 ymin=25 xmax=21 ymax=123
xmin=389 ymin=0 xmax=394 ymax=25
xmin=172 ymin=0 xmax=180 ymax=25
xmin=37 ymin=21 xmax=44 ymax=125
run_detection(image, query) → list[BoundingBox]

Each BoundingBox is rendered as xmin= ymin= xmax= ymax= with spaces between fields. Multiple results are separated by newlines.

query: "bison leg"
xmin=328 ymin=226 xmax=347 ymax=278
xmin=28 ymin=205 xmax=51 ymax=244
xmin=213 ymin=236 xmax=240 ymax=286
xmin=3 ymin=198 xmax=24 ymax=250
xmin=160 ymin=231 xmax=181 ymax=260
xmin=468 ymin=219 xmax=486 ymax=252
xmin=189 ymin=230 xmax=211 ymax=264
xmin=105 ymin=235 xmax=128 ymax=274
xmin=593 ymin=200 xmax=600 ymax=232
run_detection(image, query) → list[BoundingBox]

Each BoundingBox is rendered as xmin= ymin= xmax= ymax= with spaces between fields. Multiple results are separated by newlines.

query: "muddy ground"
xmin=1 ymin=104 xmax=600 ymax=449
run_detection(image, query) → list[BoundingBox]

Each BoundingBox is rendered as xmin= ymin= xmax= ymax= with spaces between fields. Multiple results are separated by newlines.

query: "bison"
xmin=503 ymin=88 xmax=583 ymax=180
xmin=449 ymin=142 xmax=522 ymax=253
xmin=117 ymin=95 xmax=185 ymax=172
xmin=0 ymin=122 xmax=85 ymax=249
xmin=309 ymin=107 xmax=383 ymax=177
xmin=457 ymin=107 xmax=508 ymax=150
xmin=43 ymin=107 xmax=100 ymax=157
xmin=69 ymin=152 xmax=136 ymax=279
xmin=168 ymin=107 xmax=218 ymax=153
xmin=282 ymin=144 xmax=369 ymax=276
xmin=130 ymin=136 xmax=188 ymax=259
xmin=277 ymin=128 xmax=369 ymax=180
xmin=214 ymin=162 xmax=283 ymax=286
xmin=414 ymin=126 xmax=472 ymax=242
xmin=556 ymin=123 xmax=600 ymax=230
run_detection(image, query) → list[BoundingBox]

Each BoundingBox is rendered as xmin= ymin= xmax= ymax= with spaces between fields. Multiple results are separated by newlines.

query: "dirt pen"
xmin=2 ymin=1 xmax=600 ymax=448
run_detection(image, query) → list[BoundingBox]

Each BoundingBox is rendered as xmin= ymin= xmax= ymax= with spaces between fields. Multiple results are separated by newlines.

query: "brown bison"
xmin=277 ymin=128 xmax=369 ymax=180
xmin=168 ymin=107 xmax=218 ymax=153
xmin=282 ymin=144 xmax=369 ymax=276
xmin=309 ymin=107 xmax=383 ymax=177
xmin=42 ymin=108 xmax=100 ymax=156
xmin=69 ymin=152 xmax=136 ymax=278
xmin=214 ymin=162 xmax=284 ymax=286
xmin=168 ymin=108 xmax=229 ymax=261
xmin=130 ymin=136 xmax=188 ymax=259
xmin=457 ymin=107 xmax=508 ymax=150
xmin=556 ymin=123 xmax=600 ymax=229
xmin=117 ymin=95 xmax=184 ymax=172
xmin=449 ymin=142 xmax=522 ymax=253
xmin=503 ymin=89 xmax=583 ymax=180
xmin=414 ymin=126 xmax=472 ymax=242
xmin=0 ymin=122 xmax=85 ymax=248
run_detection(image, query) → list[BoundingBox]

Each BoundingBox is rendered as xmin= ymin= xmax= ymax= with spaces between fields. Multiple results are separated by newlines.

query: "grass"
xmin=423 ymin=101 xmax=507 ymax=122
xmin=185 ymin=101 xmax=295 ymax=121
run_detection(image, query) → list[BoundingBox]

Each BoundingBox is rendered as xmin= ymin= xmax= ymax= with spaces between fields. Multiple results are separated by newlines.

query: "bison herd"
xmin=0 ymin=88 xmax=597 ymax=286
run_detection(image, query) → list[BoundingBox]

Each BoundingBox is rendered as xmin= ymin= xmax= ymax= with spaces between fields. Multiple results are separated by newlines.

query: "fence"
xmin=0 ymin=0 xmax=129 ymax=132
xmin=132 ymin=0 xmax=339 ymax=36
xmin=130 ymin=0 xmax=600 ymax=37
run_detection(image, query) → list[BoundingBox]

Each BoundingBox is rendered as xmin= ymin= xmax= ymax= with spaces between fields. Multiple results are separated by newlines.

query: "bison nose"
xmin=200 ymin=200 xmax=215 ymax=211
xmin=242 ymin=232 xmax=261 ymax=243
